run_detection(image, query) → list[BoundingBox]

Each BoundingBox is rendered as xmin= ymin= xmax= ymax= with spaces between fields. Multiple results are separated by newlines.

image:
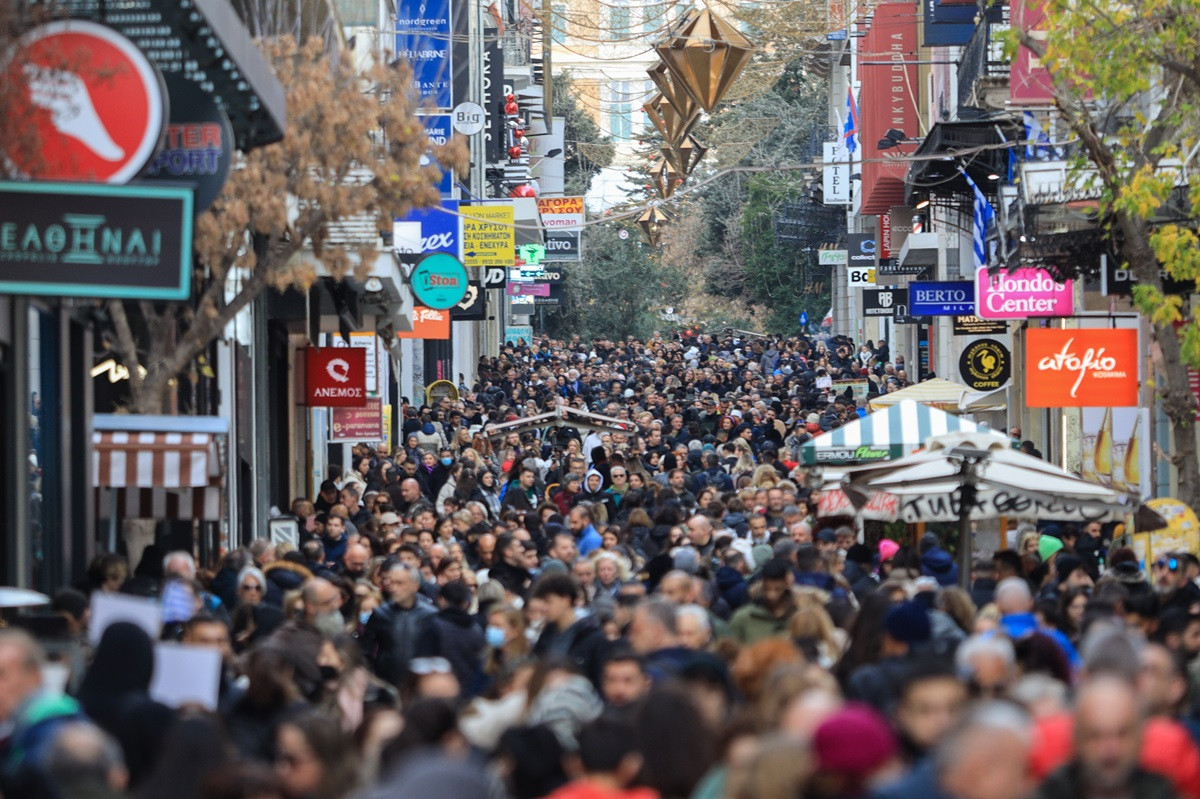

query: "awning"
xmin=92 ymin=415 xmax=228 ymax=521
xmin=800 ymin=399 xmax=1006 ymax=464
xmin=905 ymin=117 xmax=1021 ymax=205
xmin=867 ymin=377 xmax=1006 ymax=412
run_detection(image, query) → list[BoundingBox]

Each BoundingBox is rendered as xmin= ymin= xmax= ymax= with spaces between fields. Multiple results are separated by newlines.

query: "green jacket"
xmin=727 ymin=601 xmax=792 ymax=644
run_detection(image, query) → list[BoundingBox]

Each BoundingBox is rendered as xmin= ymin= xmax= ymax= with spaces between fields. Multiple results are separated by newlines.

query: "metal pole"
xmin=958 ymin=458 xmax=977 ymax=590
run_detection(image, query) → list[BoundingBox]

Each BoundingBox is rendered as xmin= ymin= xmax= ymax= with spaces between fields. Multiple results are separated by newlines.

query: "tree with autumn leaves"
xmin=1016 ymin=0 xmax=1200 ymax=505
xmin=102 ymin=36 xmax=466 ymax=415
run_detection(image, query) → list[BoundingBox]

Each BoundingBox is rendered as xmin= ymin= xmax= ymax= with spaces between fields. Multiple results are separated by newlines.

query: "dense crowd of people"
xmin=1 ymin=330 xmax=1197 ymax=799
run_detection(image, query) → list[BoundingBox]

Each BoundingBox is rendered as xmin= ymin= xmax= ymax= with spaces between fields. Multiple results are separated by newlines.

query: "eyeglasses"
xmin=1155 ymin=558 xmax=1181 ymax=572
xmin=240 ymin=583 xmax=264 ymax=592
xmin=612 ymin=472 xmax=626 ymax=477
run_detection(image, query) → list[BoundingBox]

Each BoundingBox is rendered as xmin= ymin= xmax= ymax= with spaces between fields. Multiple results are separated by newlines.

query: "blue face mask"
xmin=359 ymin=610 xmax=372 ymax=626
xmin=485 ymin=625 xmax=507 ymax=648
xmin=441 ymin=457 xmax=453 ymax=467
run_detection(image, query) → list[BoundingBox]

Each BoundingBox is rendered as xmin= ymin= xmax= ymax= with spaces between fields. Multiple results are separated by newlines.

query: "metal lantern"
xmin=637 ymin=206 xmax=669 ymax=247
xmin=661 ymin=134 xmax=708 ymax=175
xmin=643 ymin=92 xmax=701 ymax=145
xmin=654 ymin=9 xmax=754 ymax=113
xmin=650 ymin=159 xmax=682 ymax=198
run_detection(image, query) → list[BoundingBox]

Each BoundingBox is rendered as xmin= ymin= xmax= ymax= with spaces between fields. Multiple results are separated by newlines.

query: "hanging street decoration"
xmin=654 ymin=9 xmax=755 ymax=114
xmin=637 ymin=207 xmax=670 ymax=247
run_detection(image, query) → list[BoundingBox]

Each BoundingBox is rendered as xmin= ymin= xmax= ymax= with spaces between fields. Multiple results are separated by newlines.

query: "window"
xmin=551 ymin=3 xmax=567 ymax=44
xmin=609 ymin=5 xmax=630 ymax=39
xmin=608 ymin=83 xmax=633 ymax=138
xmin=643 ymin=0 xmax=662 ymax=33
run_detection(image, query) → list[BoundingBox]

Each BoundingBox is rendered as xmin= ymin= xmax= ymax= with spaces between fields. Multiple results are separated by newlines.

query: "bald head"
xmin=994 ymin=577 xmax=1033 ymax=615
xmin=1075 ymin=675 xmax=1143 ymax=794
xmin=400 ymin=478 xmax=422 ymax=501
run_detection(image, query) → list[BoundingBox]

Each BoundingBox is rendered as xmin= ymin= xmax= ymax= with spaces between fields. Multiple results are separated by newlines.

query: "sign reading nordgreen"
xmin=410 ymin=252 xmax=468 ymax=309
xmin=0 ymin=181 xmax=193 ymax=300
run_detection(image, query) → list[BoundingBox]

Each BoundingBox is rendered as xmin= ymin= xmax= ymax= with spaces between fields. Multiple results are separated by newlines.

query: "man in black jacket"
xmin=415 ymin=580 xmax=485 ymax=696
xmin=532 ymin=573 xmax=609 ymax=687
xmin=360 ymin=562 xmax=436 ymax=687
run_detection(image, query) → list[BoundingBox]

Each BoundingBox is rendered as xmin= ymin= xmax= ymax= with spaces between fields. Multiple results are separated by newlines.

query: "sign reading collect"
xmin=1025 ymin=328 xmax=1138 ymax=407
xmin=909 ymin=281 xmax=975 ymax=316
xmin=306 ymin=347 xmax=367 ymax=407
xmin=410 ymin=252 xmax=468 ymax=309
xmin=3 ymin=20 xmax=166 ymax=184
xmin=975 ymin=266 xmax=1073 ymax=319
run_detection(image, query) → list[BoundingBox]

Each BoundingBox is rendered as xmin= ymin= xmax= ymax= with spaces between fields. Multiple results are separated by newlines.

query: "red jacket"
xmin=1031 ymin=713 xmax=1200 ymax=799
xmin=544 ymin=781 xmax=659 ymax=799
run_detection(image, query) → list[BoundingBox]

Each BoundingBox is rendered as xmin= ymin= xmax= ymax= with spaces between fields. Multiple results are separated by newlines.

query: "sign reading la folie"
xmin=1025 ymin=328 xmax=1138 ymax=407
xmin=975 ymin=266 xmax=1073 ymax=319
xmin=305 ymin=347 xmax=368 ymax=407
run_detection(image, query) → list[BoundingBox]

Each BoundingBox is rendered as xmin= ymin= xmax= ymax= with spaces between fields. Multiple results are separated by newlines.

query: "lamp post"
xmin=949 ymin=445 xmax=989 ymax=590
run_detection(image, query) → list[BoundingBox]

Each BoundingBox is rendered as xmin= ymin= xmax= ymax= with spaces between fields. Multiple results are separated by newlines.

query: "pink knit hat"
xmin=878 ymin=539 xmax=900 ymax=561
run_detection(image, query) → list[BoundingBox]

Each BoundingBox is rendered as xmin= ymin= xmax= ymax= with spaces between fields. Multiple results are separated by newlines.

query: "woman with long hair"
xmin=274 ymin=712 xmax=360 ymax=799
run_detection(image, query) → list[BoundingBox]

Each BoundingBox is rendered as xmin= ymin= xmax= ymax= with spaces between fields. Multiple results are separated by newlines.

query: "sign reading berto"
xmin=410 ymin=252 xmax=468 ymax=309
xmin=909 ymin=280 xmax=975 ymax=316
xmin=1025 ymin=328 xmax=1139 ymax=407
xmin=0 ymin=181 xmax=193 ymax=299
xmin=975 ymin=266 xmax=1073 ymax=319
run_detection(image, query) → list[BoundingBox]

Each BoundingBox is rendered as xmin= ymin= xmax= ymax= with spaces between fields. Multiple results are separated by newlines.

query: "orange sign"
xmin=396 ymin=306 xmax=450 ymax=340
xmin=1025 ymin=328 xmax=1138 ymax=407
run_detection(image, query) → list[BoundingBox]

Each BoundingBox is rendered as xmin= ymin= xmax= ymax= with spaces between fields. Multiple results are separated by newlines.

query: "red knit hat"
xmin=813 ymin=704 xmax=897 ymax=776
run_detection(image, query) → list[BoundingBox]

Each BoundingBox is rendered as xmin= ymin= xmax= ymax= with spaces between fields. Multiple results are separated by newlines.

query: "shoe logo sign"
xmin=2 ymin=20 xmax=166 ymax=184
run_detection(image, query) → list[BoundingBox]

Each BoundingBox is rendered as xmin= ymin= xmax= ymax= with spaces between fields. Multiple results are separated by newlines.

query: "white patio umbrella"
xmin=841 ymin=430 xmax=1131 ymax=588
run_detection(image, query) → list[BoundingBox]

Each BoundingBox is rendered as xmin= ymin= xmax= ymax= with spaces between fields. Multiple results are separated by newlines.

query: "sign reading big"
xmin=1025 ymin=328 xmax=1138 ymax=407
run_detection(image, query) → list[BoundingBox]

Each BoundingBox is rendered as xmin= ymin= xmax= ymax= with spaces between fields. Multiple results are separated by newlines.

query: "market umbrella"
xmin=0 ymin=587 xmax=51 ymax=608
xmin=842 ymin=430 xmax=1130 ymax=588
xmin=867 ymin=377 xmax=1005 ymax=413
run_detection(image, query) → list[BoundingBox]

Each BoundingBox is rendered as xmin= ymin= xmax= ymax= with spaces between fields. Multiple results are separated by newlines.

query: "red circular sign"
xmin=2 ymin=20 xmax=165 ymax=183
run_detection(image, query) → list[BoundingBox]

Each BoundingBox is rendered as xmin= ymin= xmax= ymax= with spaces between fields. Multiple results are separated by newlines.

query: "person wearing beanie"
xmin=811 ymin=704 xmax=900 ymax=797
xmin=842 ymin=544 xmax=880 ymax=600
xmin=919 ymin=533 xmax=959 ymax=588
xmin=847 ymin=601 xmax=932 ymax=713
xmin=1038 ymin=535 xmax=1065 ymax=563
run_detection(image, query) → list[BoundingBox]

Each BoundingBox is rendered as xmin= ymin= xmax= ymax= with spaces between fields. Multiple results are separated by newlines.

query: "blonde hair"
xmin=751 ymin=465 xmax=781 ymax=488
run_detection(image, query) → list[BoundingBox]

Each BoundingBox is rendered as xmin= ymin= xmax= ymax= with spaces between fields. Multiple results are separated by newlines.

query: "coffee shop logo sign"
xmin=2 ymin=214 xmax=164 ymax=267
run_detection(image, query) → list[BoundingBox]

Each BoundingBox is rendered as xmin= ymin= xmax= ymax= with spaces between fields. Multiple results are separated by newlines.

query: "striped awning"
xmin=93 ymin=431 xmax=214 ymax=488
xmin=97 ymin=486 xmax=222 ymax=521
xmin=800 ymin=400 xmax=1006 ymax=464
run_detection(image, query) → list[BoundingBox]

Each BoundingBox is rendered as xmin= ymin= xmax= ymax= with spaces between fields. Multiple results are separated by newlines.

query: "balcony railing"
xmin=958 ymin=9 xmax=1010 ymax=110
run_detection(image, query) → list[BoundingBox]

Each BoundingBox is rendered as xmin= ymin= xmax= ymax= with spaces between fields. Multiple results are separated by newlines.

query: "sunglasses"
xmin=1155 ymin=558 xmax=1181 ymax=572
xmin=240 ymin=583 xmax=264 ymax=592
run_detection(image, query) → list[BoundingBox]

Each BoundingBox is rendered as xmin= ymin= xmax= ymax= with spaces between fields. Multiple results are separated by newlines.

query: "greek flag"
xmin=963 ymin=170 xmax=995 ymax=270
xmin=844 ymin=87 xmax=859 ymax=154
xmin=1023 ymin=111 xmax=1052 ymax=159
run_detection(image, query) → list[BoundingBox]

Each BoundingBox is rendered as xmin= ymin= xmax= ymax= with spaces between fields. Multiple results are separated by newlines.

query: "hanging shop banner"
xmin=331 ymin=397 xmax=384 ymax=441
xmin=420 ymin=114 xmax=455 ymax=196
xmin=396 ymin=306 xmax=451 ymax=339
xmin=537 ymin=196 xmax=584 ymax=262
xmin=909 ymin=281 xmax=975 ymax=316
xmin=975 ymin=266 xmax=1073 ymax=319
xmin=1025 ymin=328 xmax=1139 ymax=407
xmin=146 ymin=74 xmax=234 ymax=212
xmin=958 ymin=337 xmax=1011 ymax=390
xmin=451 ymin=280 xmax=487 ymax=320
xmin=394 ymin=199 xmax=461 ymax=258
xmin=1011 ymin=0 xmax=1054 ymax=104
xmin=3 ymin=20 xmax=167 ymax=184
xmin=859 ymin=4 xmax=918 ymax=214
xmin=823 ymin=142 xmax=850 ymax=205
xmin=0 ymin=181 xmax=192 ymax=300
xmin=483 ymin=37 xmax=504 ymax=162
xmin=395 ymin=0 xmax=453 ymax=108
xmin=953 ymin=315 xmax=1008 ymax=335
xmin=462 ymin=203 xmax=515 ymax=267
xmin=305 ymin=347 xmax=368 ymax=407
xmin=846 ymin=233 xmax=876 ymax=287
xmin=863 ymin=286 xmax=904 ymax=317
xmin=410 ymin=252 xmax=468 ymax=309
xmin=1079 ymin=407 xmax=1150 ymax=497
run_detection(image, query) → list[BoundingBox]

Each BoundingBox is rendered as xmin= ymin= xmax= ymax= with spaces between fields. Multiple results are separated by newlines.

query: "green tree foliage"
xmin=1014 ymin=0 xmax=1200 ymax=503
xmin=553 ymin=72 xmax=612 ymax=196
xmin=541 ymin=222 xmax=686 ymax=341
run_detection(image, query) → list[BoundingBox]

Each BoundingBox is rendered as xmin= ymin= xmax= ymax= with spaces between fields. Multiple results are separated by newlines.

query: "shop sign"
xmin=395 ymin=0 xmax=453 ymax=108
xmin=506 ymin=282 xmax=550 ymax=297
xmin=819 ymin=249 xmax=847 ymax=266
xmin=0 ymin=180 xmax=192 ymax=300
xmin=396 ymin=306 xmax=450 ymax=340
xmin=812 ymin=445 xmax=892 ymax=463
xmin=306 ymin=347 xmax=368 ymax=407
xmin=461 ymin=203 xmax=515 ymax=267
xmin=146 ymin=75 xmax=234 ymax=212
xmin=419 ymin=114 xmax=454 ymax=196
xmin=394 ymin=199 xmax=461 ymax=258
xmin=331 ymin=397 xmax=383 ymax=441
xmin=2 ymin=20 xmax=166 ymax=184
xmin=863 ymin=286 xmax=904 ymax=316
xmin=537 ymin=196 xmax=583 ymax=262
xmin=847 ymin=234 xmax=876 ymax=286
xmin=451 ymin=280 xmax=486 ymax=320
xmin=1025 ymin=328 xmax=1138 ymax=407
xmin=823 ymin=142 xmax=850 ymax=205
xmin=480 ymin=266 xmax=507 ymax=288
xmin=975 ymin=266 xmax=1073 ymax=319
xmin=505 ymin=325 xmax=533 ymax=345
xmin=410 ymin=252 xmax=467 ymax=309
xmin=909 ymin=280 xmax=974 ymax=315
xmin=953 ymin=315 xmax=1007 ymax=335
xmin=958 ymin=337 xmax=1011 ymax=390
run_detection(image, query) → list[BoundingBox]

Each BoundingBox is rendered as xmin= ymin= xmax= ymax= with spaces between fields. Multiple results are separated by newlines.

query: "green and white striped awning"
xmin=799 ymin=400 xmax=1006 ymax=465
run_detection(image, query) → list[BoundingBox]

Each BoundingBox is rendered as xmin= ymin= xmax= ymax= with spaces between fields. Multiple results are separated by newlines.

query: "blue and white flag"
xmin=1023 ymin=111 xmax=1052 ymax=159
xmin=963 ymin=170 xmax=995 ymax=270
xmin=844 ymin=87 xmax=859 ymax=154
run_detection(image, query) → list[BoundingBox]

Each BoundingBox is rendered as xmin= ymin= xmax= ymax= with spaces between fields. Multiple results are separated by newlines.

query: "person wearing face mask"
xmin=316 ymin=636 xmax=400 ymax=733
xmin=267 ymin=577 xmax=347 ymax=701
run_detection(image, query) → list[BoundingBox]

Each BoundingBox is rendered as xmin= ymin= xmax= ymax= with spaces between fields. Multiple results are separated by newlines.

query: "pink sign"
xmin=1011 ymin=0 xmax=1054 ymax=104
xmin=506 ymin=282 xmax=550 ymax=297
xmin=975 ymin=267 xmax=1073 ymax=319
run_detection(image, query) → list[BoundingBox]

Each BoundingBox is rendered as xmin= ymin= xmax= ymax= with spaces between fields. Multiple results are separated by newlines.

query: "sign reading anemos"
xmin=975 ymin=266 xmax=1073 ymax=319
xmin=305 ymin=347 xmax=368 ymax=407
xmin=1025 ymin=328 xmax=1138 ymax=407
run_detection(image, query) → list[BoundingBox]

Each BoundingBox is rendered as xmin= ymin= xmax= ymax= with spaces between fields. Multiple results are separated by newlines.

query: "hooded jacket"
xmin=919 ymin=545 xmax=959 ymax=587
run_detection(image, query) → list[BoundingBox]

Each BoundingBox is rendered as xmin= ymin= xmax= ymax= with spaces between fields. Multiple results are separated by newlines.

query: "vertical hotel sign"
xmin=859 ymin=3 xmax=918 ymax=216
xmin=396 ymin=0 xmax=453 ymax=109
